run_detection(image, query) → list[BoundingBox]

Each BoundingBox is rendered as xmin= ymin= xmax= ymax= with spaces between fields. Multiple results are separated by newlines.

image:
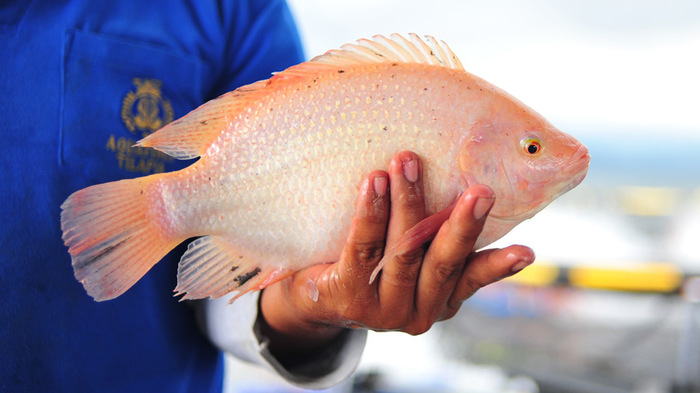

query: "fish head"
xmin=458 ymin=99 xmax=590 ymax=240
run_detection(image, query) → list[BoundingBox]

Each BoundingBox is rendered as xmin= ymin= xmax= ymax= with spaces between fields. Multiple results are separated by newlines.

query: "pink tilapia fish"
xmin=61 ymin=33 xmax=589 ymax=302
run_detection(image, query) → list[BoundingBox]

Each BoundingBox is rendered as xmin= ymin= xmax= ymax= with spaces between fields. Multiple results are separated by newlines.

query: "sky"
xmin=287 ymin=0 xmax=700 ymax=138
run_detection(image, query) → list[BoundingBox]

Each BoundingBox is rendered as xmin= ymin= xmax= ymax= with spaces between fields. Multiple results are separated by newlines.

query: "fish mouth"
xmin=560 ymin=143 xmax=590 ymax=193
xmin=571 ymin=143 xmax=591 ymax=172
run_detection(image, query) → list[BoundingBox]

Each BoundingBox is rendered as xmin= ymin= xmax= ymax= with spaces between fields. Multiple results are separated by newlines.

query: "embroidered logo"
xmin=107 ymin=78 xmax=176 ymax=175
xmin=121 ymin=78 xmax=174 ymax=139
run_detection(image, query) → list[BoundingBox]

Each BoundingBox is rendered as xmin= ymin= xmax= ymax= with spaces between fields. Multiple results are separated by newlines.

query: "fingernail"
xmin=473 ymin=196 xmax=495 ymax=220
xmin=360 ymin=178 xmax=370 ymax=196
xmin=304 ymin=278 xmax=319 ymax=302
xmin=507 ymin=252 xmax=535 ymax=273
xmin=403 ymin=159 xmax=419 ymax=183
xmin=511 ymin=261 xmax=531 ymax=273
xmin=373 ymin=176 xmax=388 ymax=197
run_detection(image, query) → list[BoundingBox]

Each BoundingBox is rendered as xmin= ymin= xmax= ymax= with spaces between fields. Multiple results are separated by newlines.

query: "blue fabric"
xmin=0 ymin=1 xmax=304 ymax=392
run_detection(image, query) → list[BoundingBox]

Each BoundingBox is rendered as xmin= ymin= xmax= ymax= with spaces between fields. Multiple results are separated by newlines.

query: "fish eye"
xmin=521 ymin=137 xmax=542 ymax=155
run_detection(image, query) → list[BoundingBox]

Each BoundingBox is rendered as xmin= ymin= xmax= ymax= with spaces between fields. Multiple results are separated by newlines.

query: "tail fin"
xmin=60 ymin=177 xmax=179 ymax=301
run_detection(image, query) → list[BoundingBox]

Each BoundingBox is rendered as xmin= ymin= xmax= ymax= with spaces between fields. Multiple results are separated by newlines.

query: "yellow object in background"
xmin=505 ymin=261 xmax=560 ymax=287
xmin=568 ymin=263 xmax=682 ymax=293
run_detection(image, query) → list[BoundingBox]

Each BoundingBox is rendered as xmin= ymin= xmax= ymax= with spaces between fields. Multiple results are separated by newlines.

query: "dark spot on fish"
xmin=367 ymin=138 xmax=372 ymax=144
xmin=200 ymin=120 xmax=208 ymax=125
xmin=430 ymin=50 xmax=434 ymax=56
xmin=338 ymin=69 xmax=345 ymax=74
xmin=230 ymin=265 xmax=239 ymax=273
xmin=234 ymin=267 xmax=261 ymax=287
xmin=75 ymin=237 xmax=130 ymax=270
xmin=382 ymin=126 xmax=388 ymax=131
xmin=424 ymin=88 xmax=428 ymax=91
xmin=391 ymin=63 xmax=398 ymax=67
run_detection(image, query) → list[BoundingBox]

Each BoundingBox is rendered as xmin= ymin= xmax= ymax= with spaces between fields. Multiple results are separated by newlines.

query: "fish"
xmin=60 ymin=33 xmax=590 ymax=302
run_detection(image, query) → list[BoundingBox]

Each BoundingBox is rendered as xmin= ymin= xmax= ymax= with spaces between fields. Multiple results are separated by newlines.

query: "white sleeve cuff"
xmin=202 ymin=293 xmax=367 ymax=390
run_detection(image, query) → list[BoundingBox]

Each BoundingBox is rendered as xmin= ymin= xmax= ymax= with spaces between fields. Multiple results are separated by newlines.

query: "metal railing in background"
xmin=673 ymin=277 xmax=700 ymax=393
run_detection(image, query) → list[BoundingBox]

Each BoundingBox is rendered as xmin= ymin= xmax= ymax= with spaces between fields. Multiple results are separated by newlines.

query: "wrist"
xmin=259 ymin=284 xmax=343 ymax=356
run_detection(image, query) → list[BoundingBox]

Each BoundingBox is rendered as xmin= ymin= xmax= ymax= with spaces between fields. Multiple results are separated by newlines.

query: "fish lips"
xmin=564 ymin=143 xmax=591 ymax=190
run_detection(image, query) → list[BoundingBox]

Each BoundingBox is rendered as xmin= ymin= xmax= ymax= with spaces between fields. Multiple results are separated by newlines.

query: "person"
xmin=0 ymin=1 xmax=534 ymax=392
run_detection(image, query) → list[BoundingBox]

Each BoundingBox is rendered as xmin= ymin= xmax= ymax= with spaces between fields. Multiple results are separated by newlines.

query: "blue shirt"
xmin=0 ymin=1 xmax=304 ymax=391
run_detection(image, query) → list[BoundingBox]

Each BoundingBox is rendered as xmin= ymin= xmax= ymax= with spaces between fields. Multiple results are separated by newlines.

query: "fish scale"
xmin=167 ymin=66 xmax=462 ymax=250
xmin=60 ymin=34 xmax=589 ymax=302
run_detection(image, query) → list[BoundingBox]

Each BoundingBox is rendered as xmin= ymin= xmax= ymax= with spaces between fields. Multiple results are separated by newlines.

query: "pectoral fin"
xmin=369 ymin=201 xmax=457 ymax=283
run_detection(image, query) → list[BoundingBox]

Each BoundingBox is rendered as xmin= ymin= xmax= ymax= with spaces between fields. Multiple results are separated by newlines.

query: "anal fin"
xmin=174 ymin=236 xmax=293 ymax=302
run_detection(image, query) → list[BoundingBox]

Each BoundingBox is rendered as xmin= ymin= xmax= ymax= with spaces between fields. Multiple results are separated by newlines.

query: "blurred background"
xmin=225 ymin=1 xmax=700 ymax=392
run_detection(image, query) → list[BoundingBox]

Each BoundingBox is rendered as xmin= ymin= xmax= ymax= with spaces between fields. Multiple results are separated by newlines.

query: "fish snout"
xmin=564 ymin=143 xmax=590 ymax=188
xmin=573 ymin=143 xmax=590 ymax=166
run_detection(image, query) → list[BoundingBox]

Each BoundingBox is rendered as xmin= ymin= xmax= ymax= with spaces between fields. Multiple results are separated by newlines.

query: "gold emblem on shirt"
xmin=108 ymin=78 xmax=176 ymax=175
xmin=121 ymin=78 xmax=174 ymax=139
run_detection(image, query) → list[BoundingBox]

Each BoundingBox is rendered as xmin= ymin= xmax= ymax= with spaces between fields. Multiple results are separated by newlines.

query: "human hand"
xmin=258 ymin=151 xmax=535 ymax=355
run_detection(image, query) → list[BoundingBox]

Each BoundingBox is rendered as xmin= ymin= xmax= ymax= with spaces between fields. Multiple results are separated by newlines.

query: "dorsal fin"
xmin=133 ymin=83 xmax=264 ymax=160
xmin=135 ymin=34 xmax=462 ymax=159
xmin=271 ymin=33 xmax=465 ymax=82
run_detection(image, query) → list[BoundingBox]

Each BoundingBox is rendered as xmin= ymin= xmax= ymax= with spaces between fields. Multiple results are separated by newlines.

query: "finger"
xmin=335 ymin=170 xmax=390 ymax=288
xmin=444 ymin=244 xmax=535 ymax=317
xmin=385 ymin=152 xmax=426 ymax=246
xmin=413 ymin=185 xmax=495 ymax=326
xmin=378 ymin=152 xmax=427 ymax=294
xmin=376 ymin=153 xmax=427 ymax=324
